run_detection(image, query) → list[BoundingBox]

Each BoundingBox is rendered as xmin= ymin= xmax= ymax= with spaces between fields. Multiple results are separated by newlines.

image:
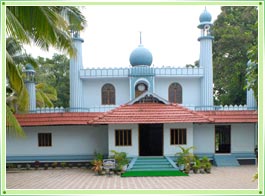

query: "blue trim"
xmin=165 ymin=156 xmax=178 ymax=169
xmin=127 ymin=157 xmax=138 ymax=170
xmin=6 ymin=155 xmax=108 ymax=163
xmin=198 ymin=36 xmax=214 ymax=41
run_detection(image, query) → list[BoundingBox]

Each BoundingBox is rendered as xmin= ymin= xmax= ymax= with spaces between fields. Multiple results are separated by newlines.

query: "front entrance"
xmin=215 ymin=125 xmax=231 ymax=153
xmin=139 ymin=124 xmax=163 ymax=156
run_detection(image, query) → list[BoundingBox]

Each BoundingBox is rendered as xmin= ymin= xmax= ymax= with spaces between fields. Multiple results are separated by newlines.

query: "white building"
xmin=7 ymin=9 xmax=258 ymax=167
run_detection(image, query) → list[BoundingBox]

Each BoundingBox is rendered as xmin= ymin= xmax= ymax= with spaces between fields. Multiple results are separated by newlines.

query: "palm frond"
xmin=6 ymin=7 xmax=30 ymax=44
xmin=6 ymin=105 xmax=25 ymax=137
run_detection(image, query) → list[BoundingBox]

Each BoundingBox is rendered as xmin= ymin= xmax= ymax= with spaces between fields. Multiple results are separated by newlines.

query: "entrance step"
xmin=214 ymin=154 xmax=240 ymax=166
xmin=127 ymin=157 xmax=177 ymax=171
xmin=122 ymin=156 xmax=186 ymax=177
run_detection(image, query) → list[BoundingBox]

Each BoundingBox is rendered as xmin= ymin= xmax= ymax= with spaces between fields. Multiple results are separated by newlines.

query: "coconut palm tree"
xmin=6 ymin=6 xmax=86 ymax=135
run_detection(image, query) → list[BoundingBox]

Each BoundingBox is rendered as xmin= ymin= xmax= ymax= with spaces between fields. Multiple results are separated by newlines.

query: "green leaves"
xmin=212 ymin=6 xmax=258 ymax=105
xmin=6 ymin=6 xmax=86 ymax=56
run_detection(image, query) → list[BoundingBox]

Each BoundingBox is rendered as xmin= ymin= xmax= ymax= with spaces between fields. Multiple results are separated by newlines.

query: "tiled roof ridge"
xmin=87 ymin=104 xmax=127 ymax=124
xmin=169 ymin=103 xmax=213 ymax=122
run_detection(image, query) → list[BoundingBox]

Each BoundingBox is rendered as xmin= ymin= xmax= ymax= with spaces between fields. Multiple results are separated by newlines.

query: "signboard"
xmin=103 ymin=159 xmax=116 ymax=169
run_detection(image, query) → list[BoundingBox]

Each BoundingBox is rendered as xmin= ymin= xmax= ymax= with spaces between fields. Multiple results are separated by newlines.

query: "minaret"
xmin=198 ymin=8 xmax=214 ymax=107
xmin=24 ymin=64 xmax=36 ymax=112
xmin=246 ymin=60 xmax=257 ymax=108
xmin=70 ymin=31 xmax=84 ymax=112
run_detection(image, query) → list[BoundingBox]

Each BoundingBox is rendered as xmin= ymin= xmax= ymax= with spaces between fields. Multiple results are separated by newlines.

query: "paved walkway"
xmin=6 ymin=165 xmax=258 ymax=189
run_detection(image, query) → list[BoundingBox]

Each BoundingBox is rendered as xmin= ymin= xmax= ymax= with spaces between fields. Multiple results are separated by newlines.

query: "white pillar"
xmin=70 ymin=36 xmax=84 ymax=112
xmin=25 ymin=81 xmax=36 ymax=112
xmin=199 ymin=37 xmax=214 ymax=107
xmin=247 ymin=88 xmax=257 ymax=109
xmin=198 ymin=9 xmax=214 ymax=108
xmin=24 ymin=64 xmax=36 ymax=112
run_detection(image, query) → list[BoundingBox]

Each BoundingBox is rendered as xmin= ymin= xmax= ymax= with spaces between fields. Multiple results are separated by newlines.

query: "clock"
xmin=137 ymin=84 xmax=146 ymax=91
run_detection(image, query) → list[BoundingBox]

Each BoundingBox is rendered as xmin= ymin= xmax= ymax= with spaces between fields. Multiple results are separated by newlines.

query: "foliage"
xmin=6 ymin=6 xmax=85 ymax=135
xmin=94 ymin=152 xmax=104 ymax=162
xmin=176 ymin=146 xmax=195 ymax=171
xmin=200 ymin=156 xmax=212 ymax=173
xmin=246 ymin=37 xmax=258 ymax=102
xmin=91 ymin=160 xmax=103 ymax=173
xmin=212 ymin=6 xmax=258 ymax=105
xmin=35 ymin=54 xmax=70 ymax=107
xmin=6 ymin=6 xmax=86 ymax=55
xmin=186 ymin=60 xmax=199 ymax=68
xmin=60 ymin=162 xmax=67 ymax=168
xmin=177 ymin=156 xmax=185 ymax=166
xmin=110 ymin=150 xmax=129 ymax=170
xmin=6 ymin=105 xmax=25 ymax=137
xmin=192 ymin=157 xmax=201 ymax=173
xmin=51 ymin=162 xmax=58 ymax=168
xmin=252 ymin=172 xmax=258 ymax=182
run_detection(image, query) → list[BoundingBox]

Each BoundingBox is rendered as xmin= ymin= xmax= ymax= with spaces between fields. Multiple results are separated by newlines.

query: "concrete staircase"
xmin=214 ymin=154 xmax=240 ymax=166
xmin=128 ymin=156 xmax=177 ymax=171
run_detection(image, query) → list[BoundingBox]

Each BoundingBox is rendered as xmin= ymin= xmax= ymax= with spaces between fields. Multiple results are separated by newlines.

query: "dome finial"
xmin=139 ymin=31 xmax=142 ymax=45
xmin=129 ymin=32 xmax=153 ymax=66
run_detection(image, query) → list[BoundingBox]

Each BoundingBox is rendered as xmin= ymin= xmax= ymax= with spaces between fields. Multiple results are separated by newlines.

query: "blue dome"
xmin=25 ymin=63 xmax=35 ymax=72
xmin=129 ymin=45 xmax=153 ymax=66
xmin=199 ymin=9 xmax=212 ymax=22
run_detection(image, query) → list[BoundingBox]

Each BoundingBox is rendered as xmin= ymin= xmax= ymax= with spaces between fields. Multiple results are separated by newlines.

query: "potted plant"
xmin=184 ymin=163 xmax=191 ymax=174
xmin=44 ymin=163 xmax=49 ymax=170
xmin=17 ymin=164 xmax=22 ymax=170
xmin=200 ymin=156 xmax=211 ymax=174
xmin=91 ymin=160 xmax=103 ymax=175
xmin=34 ymin=161 xmax=40 ymax=170
xmin=192 ymin=158 xmax=201 ymax=174
xmin=205 ymin=162 xmax=212 ymax=173
xmin=51 ymin=162 xmax=58 ymax=169
xmin=60 ymin=162 xmax=67 ymax=169
xmin=110 ymin=150 xmax=129 ymax=173
xmin=26 ymin=163 xmax=31 ymax=170
xmin=177 ymin=156 xmax=185 ymax=171
xmin=176 ymin=146 xmax=195 ymax=172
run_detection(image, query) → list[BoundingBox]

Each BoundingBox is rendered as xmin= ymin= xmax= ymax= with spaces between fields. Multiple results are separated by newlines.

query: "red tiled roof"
xmin=89 ymin=103 xmax=212 ymax=124
xmin=14 ymin=105 xmax=258 ymax=126
xmin=15 ymin=112 xmax=102 ymax=126
xmin=198 ymin=110 xmax=258 ymax=123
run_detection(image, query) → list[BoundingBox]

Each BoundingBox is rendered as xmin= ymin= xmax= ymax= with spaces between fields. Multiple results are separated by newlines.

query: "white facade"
xmin=155 ymin=77 xmax=201 ymax=106
xmin=231 ymin=124 xmax=255 ymax=153
xmin=7 ymin=125 xmax=108 ymax=156
xmin=82 ymin=78 xmax=130 ymax=108
xmin=193 ymin=124 xmax=215 ymax=154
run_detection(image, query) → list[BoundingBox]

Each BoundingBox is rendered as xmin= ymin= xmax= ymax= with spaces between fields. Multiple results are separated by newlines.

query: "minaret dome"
xmin=129 ymin=32 xmax=153 ymax=66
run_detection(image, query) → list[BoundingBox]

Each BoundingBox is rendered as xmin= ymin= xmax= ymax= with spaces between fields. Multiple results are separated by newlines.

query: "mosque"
xmin=7 ymin=9 xmax=258 ymax=167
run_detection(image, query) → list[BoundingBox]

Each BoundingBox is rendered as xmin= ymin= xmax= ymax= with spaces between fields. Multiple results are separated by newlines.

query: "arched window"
xmin=168 ymin=83 xmax=182 ymax=103
xmin=102 ymin=84 xmax=115 ymax=105
xmin=135 ymin=83 xmax=148 ymax=98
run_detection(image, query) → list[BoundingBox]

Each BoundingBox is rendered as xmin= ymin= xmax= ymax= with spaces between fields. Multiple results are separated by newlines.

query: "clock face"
xmin=137 ymin=84 xmax=146 ymax=91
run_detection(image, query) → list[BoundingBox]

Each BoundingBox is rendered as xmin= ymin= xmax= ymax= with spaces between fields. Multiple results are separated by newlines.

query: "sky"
xmin=25 ymin=5 xmax=222 ymax=68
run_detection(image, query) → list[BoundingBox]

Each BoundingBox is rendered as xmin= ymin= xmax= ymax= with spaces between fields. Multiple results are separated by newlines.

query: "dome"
xmin=129 ymin=45 xmax=153 ymax=66
xmin=25 ymin=63 xmax=35 ymax=72
xmin=199 ymin=9 xmax=212 ymax=23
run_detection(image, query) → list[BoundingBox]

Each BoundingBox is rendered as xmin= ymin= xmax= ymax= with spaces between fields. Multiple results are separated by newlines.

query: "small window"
xmin=102 ymin=83 xmax=115 ymax=105
xmin=135 ymin=83 xmax=148 ymax=98
xmin=38 ymin=133 xmax=52 ymax=147
xmin=168 ymin=83 xmax=182 ymax=103
xmin=170 ymin=129 xmax=187 ymax=145
xmin=115 ymin=130 xmax=132 ymax=146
